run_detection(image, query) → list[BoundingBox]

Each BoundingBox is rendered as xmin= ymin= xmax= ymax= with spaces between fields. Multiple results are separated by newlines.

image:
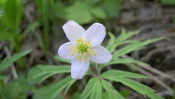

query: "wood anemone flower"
xmin=58 ymin=20 xmax=112 ymax=79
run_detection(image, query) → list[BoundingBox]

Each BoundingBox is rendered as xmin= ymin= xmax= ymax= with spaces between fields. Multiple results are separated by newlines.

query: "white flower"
xmin=58 ymin=20 xmax=112 ymax=79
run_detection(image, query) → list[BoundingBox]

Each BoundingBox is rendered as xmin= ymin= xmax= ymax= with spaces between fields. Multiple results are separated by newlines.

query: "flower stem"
xmin=95 ymin=64 xmax=102 ymax=79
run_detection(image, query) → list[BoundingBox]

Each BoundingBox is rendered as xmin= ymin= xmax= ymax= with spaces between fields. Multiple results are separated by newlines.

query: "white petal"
xmin=58 ymin=42 xmax=76 ymax=59
xmin=84 ymin=23 xmax=106 ymax=46
xmin=89 ymin=46 xmax=112 ymax=64
xmin=63 ymin=20 xmax=85 ymax=42
xmin=71 ymin=58 xmax=90 ymax=79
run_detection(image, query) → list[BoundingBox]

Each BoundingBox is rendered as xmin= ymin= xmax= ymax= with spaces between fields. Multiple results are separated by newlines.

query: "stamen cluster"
xmin=76 ymin=38 xmax=90 ymax=54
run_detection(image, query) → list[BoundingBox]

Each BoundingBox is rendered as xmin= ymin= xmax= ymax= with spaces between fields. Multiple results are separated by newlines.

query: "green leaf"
xmin=36 ymin=0 xmax=50 ymax=50
xmin=101 ymin=79 xmax=125 ymax=99
xmin=3 ymin=0 xmax=22 ymax=31
xmin=0 ymin=0 xmax=6 ymax=6
xmin=118 ymin=90 xmax=130 ymax=97
xmin=80 ymin=78 xmax=98 ymax=99
xmin=65 ymin=2 xmax=93 ymax=24
xmin=89 ymin=79 xmax=102 ymax=99
xmin=55 ymin=56 xmax=71 ymax=64
xmin=91 ymin=7 xmax=106 ymax=19
xmin=109 ymin=30 xmax=163 ymax=55
xmin=102 ymin=58 xmax=150 ymax=68
xmin=72 ymin=91 xmax=81 ymax=99
xmin=106 ymin=30 xmax=141 ymax=53
xmin=160 ymin=0 xmax=175 ymax=5
xmin=0 ymin=76 xmax=9 ymax=80
xmin=64 ymin=79 xmax=76 ymax=95
xmin=0 ymin=31 xmax=18 ymax=41
xmin=102 ymin=0 xmax=123 ymax=18
xmin=103 ymin=76 xmax=163 ymax=99
xmin=27 ymin=65 xmax=70 ymax=84
xmin=106 ymin=33 xmax=116 ymax=52
xmin=101 ymin=70 xmax=147 ymax=79
xmin=0 ymin=30 xmax=18 ymax=41
xmin=112 ymin=42 xmax=143 ymax=59
xmin=36 ymin=0 xmax=49 ymax=25
xmin=2 ymin=75 xmax=33 ymax=99
xmin=0 ymin=50 xmax=31 ymax=71
xmin=34 ymin=76 xmax=76 ymax=99
xmin=0 ymin=80 xmax=5 ymax=93
xmin=107 ymin=30 xmax=140 ymax=53
xmin=112 ymin=37 xmax=164 ymax=59
xmin=55 ymin=2 xmax=65 ymax=19
xmin=116 ymin=30 xmax=140 ymax=45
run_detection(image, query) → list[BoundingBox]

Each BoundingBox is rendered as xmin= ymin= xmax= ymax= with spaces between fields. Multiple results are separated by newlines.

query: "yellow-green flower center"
xmin=70 ymin=38 xmax=92 ymax=56
xmin=76 ymin=41 xmax=89 ymax=54
xmin=70 ymin=38 xmax=96 ymax=61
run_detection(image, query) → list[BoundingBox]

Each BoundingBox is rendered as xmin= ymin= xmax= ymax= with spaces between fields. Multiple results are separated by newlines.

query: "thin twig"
xmin=157 ymin=90 xmax=174 ymax=97
xmin=138 ymin=64 xmax=175 ymax=82
xmin=121 ymin=55 xmax=173 ymax=92
xmin=4 ymin=46 xmax=18 ymax=79
xmin=141 ymin=45 xmax=175 ymax=62
xmin=126 ymin=64 xmax=172 ymax=92
xmin=124 ymin=55 xmax=175 ymax=82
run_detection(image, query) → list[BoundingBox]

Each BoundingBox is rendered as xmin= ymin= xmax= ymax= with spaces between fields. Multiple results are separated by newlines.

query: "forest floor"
xmin=1 ymin=0 xmax=175 ymax=99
